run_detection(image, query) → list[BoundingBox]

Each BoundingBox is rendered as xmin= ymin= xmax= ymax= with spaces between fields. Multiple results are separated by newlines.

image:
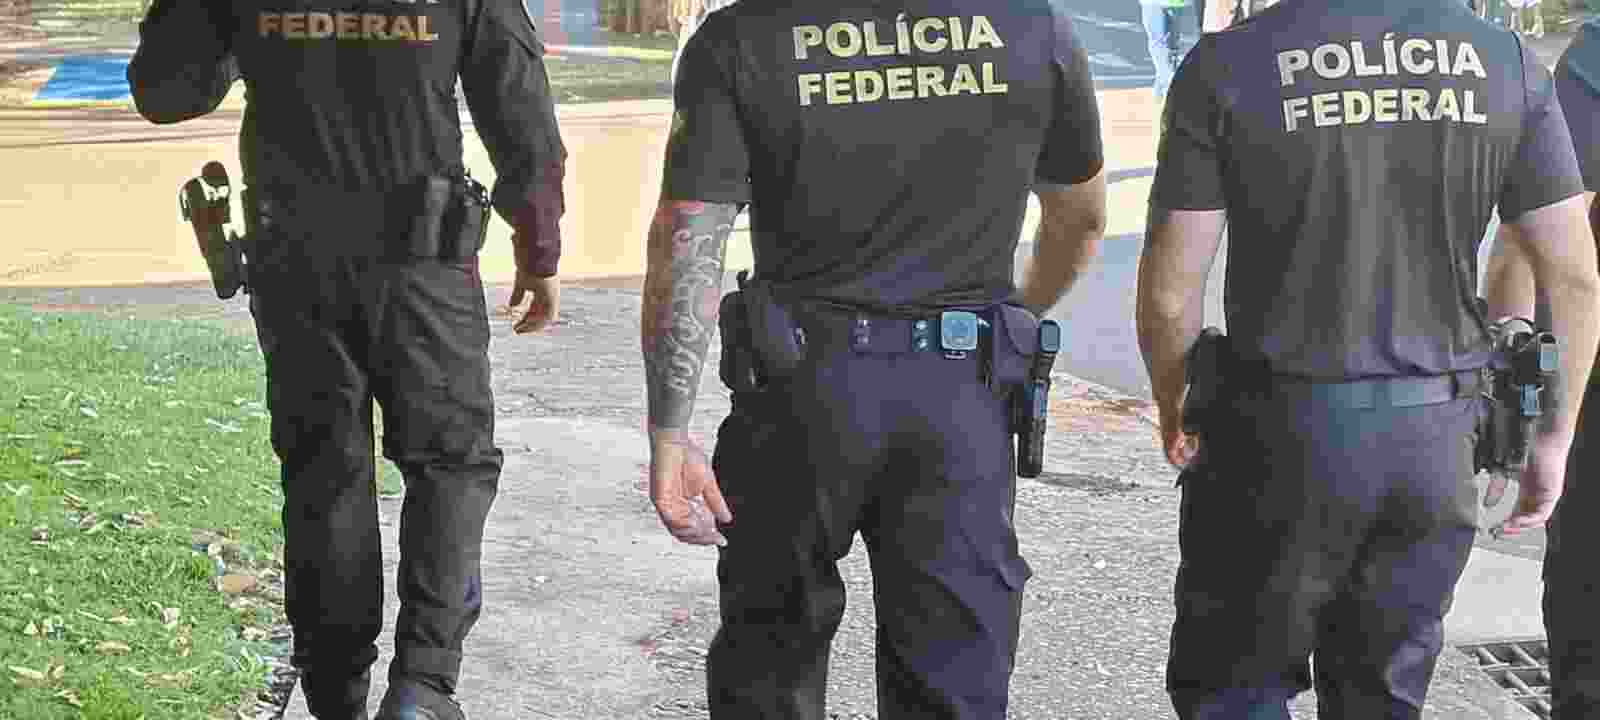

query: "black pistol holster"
xmin=179 ymin=161 xmax=250 ymax=299
xmin=1476 ymin=318 xmax=1560 ymax=475
xmin=1181 ymin=327 xmax=1227 ymax=435
xmin=1013 ymin=317 xmax=1061 ymax=479
xmin=719 ymin=271 xmax=806 ymax=393
xmin=407 ymin=173 xmax=492 ymax=262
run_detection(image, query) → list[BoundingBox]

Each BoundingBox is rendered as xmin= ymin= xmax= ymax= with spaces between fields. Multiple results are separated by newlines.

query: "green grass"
xmin=545 ymin=53 xmax=673 ymax=104
xmin=0 ymin=304 xmax=282 ymax=720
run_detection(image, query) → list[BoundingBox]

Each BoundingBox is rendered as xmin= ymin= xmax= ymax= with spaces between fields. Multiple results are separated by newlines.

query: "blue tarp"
xmin=35 ymin=56 xmax=132 ymax=101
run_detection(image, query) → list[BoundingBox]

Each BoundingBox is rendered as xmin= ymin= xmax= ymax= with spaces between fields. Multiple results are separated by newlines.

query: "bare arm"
xmin=1015 ymin=172 xmax=1108 ymax=316
xmin=1501 ymin=193 xmax=1600 ymax=441
xmin=1136 ymin=207 xmax=1228 ymax=437
xmin=1483 ymin=222 xmax=1539 ymax=322
xmin=641 ymin=200 xmax=738 ymax=439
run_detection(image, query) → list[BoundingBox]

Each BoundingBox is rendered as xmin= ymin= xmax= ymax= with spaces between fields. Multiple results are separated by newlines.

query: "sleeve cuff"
xmin=506 ymin=161 xmax=565 ymax=276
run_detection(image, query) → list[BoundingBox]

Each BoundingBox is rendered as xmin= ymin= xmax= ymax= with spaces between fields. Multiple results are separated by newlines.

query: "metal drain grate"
xmin=1458 ymin=638 xmax=1553 ymax=718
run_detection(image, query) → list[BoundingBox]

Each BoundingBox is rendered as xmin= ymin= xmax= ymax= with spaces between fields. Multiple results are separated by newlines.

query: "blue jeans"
xmin=1142 ymin=2 xmax=1199 ymax=100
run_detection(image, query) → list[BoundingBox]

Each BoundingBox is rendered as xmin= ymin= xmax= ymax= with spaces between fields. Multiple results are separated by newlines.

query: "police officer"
xmin=1136 ymin=2 xmax=1600 ymax=717
xmin=126 ymin=0 xmax=567 ymax=715
xmin=637 ymin=1 xmax=1107 ymax=717
xmin=1485 ymin=17 xmax=1600 ymax=718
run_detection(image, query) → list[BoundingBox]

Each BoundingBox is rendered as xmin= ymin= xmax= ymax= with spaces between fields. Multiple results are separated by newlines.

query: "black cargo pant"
xmin=707 ymin=304 xmax=1039 ymax=720
xmin=1167 ymin=374 xmax=1482 ymax=719
xmin=1545 ymin=382 xmax=1600 ymax=719
xmin=248 ymin=233 xmax=501 ymax=708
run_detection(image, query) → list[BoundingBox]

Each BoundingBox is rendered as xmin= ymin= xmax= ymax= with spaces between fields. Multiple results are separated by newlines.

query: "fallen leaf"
xmin=107 ymin=614 xmax=134 ymax=626
xmin=160 ymin=608 xmax=180 ymax=627
xmin=4 ymin=483 xmax=29 ymax=497
xmin=56 ymin=689 xmax=81 ymax=707
xmin=62 ymin=492 xmax=87 ymax=509
xmin=95 ymin=641 xmax=131 ymax=655
xmin=48 ymin=664 xmax=64 ymax=680
xmin=75 ymin=610 xmax=104 ymax=623
xmin=78 ymin=407 xmax=98 ymax=419
xmin=9 ymin=666 xmax=46 ymax=683
xmin=4 ymin=434 xmax=37 ymax=441
xmin=217 ymin=575 xmax=257 ymax=595
xmin=75 ymin=513 xmax=98 ymax=530
xmin=240 ymin=627 xmax=268 ymax=642
xmin=54 ymin=459 xmax=89 ymax=468
xmin=22 ymin=622 xmax=37 ymax=636
xmin=30 ymin=526 xmax=48 ymax=542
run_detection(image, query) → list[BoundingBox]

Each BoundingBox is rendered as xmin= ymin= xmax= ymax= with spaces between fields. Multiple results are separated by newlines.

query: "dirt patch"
xmin=0 ymin=58 xmax=53 ymax=105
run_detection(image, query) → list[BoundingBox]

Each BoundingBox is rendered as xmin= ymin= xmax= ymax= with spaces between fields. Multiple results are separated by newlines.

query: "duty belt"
xmin=797 ymin=305 xmax=991 ymax=357
xmin=1261 ymin=370 xmax=1484 ymax=409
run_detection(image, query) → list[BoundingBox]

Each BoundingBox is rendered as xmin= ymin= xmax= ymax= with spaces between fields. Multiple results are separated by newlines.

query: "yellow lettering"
xmin=391 ymin=15 xmax=417 ymax=41
xmin=886 ymin=67 xmax=915 ymax=99
xmin=1400 ymin=38 xmax=1433 ymax=74
xmin=1454 ymin=42 xmax=1487 ymax=79
xmin=913 ymin=17 xmax=947 ymax=53
xmin=825 ymin=71 xmax=854 ymax=104
xmin=258 ymin=12 xmax=280 ymax=37
xmin=855 ymin=70 xmax=885 ymax=101
xmin=282 ymin=12 xmax=307 ymax=39
xmin=416 ymin=15 xmax=437 ymax=41
xmin=1283 ymin=97 xmax=1310 ymax=132
xmin=363 ymin=14 xmax=388 ymax=40
xmin=981 ymin=62 xmax=1007 ymax=93
xmin=1436 ymin=39 xmax=1453 ymax=74
xmin=307 ymin=12 xmax=333 ymax=39
xmin=1342 ymin=90 xmax=1371 ymax=124
xmin=826 ymin=22 xmax=862 ymax=58
xmin=1277 ymin=49 xmax=1309 ymax=87
xmin=336 ymin=12 xmax=360 ymax=38
xmin=1401 ymin=88 xmax=1431 ymax=121
xmin=1464 ymin=90 xmax=1487 ymax=123
xmin=1312 ymin=43 xmax=1351 ymax=79
xmin=798 ymin=73 xmax=824 ymax=106
xmin=1312 ymin=92 xmax=1340 ymax=127
xmin=949 ymin=64 xmax=981 ymax=94
xmin=793 ymin=25 xmax=823 ymax=60
xmin=863 ymin=21 xmax=897 ymax=56
xmin=1373 ymin=88 xmax=1400 ymax=122
xmin=966 ymin=15 xmax=1003 ymax=49
xmin=916 ymin=66 xmax=947 ymax=97
xmin=948 ymin=16 xmax=966 ymax=50
xmin=1434 ymin=87 xmax=1460 ymax=121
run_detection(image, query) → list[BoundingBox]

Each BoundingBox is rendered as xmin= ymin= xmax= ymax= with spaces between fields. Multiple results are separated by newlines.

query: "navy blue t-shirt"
xmin=1152 ymin=0 xmax=1582 ymax=380
xmin=663 ymin=0 xmax=1104 ymax=312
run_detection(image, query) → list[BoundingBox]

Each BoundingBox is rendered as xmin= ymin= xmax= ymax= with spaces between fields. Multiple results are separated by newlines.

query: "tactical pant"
xmin=1544 ymin=382 xmax=1600 ymax=719
xmin=248 ymin=235 xmax=501 ymax=713
xmin=1167 ymin=381 xmax=1481 ymax=720
xmin=706 ymin=305 xmax=1036 ymax=720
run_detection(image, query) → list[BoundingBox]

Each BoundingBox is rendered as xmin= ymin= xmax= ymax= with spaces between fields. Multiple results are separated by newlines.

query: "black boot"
xmin=374 ymin=676 xmax=465 ymax=720
xmin=299 ymin=667 xmax=372 ymax=720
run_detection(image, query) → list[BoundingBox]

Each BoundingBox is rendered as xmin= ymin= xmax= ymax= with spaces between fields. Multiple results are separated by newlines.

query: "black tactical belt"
xmin=797 ymin=307 xmax=990 ymax=357
xmin=1264 ymin=370 xmax=1483 ymax=409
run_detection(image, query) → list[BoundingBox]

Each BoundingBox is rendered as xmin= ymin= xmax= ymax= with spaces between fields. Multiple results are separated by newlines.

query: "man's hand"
xmin=648 ymin=429 xmax=732 ymax=546
xmin=509 ymin=271 xmax=560 ymax=334
xmin=1491 ymin=435 xmax=1570 ymax=537
xmin=1157 ymin=405 xmax=1200 ymax=469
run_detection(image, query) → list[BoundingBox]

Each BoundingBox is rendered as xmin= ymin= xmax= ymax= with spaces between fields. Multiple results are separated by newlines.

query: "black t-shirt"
xmin=1557 ymin=21 xmax=1600 ymax=193
xmin=1152 ymin=0 xmax=1583 ymax=380
xmin=663 ymin=0 xmax=1103 ymax=312
xmin=217 ymin=0 xmax=562 ymax=214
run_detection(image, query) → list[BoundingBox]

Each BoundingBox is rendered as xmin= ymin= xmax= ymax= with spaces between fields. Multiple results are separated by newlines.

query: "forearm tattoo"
xmin=642 ymin=200 xmax=736 ymax=432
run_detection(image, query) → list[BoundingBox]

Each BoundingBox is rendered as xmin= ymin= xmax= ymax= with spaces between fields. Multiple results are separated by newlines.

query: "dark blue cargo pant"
xmin=1545 ymin=382 xmax=1600 ymax=720
xmin=248 ymin=232 xmax=501 ymax=716
xmin=1167 ymin=378 xmax=1482 ymax=720
xmin=707 ymin=303 xmax=1037 ymax=720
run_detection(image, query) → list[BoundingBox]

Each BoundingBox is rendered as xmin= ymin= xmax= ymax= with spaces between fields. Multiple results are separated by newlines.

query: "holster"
xmin=718 ymin=291 xmax=764 ymax=393
xmin=1181 ymin=327 xmax=1227 ymax=435
xmin=408 ymin=174 xmax=491 ymax=262
xmin=736 ymin=271 xmax=806 ymax=380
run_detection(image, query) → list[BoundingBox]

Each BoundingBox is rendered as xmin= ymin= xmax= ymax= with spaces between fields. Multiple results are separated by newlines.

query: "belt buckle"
xmin=940 ymin=311 xmax=979 ymax=358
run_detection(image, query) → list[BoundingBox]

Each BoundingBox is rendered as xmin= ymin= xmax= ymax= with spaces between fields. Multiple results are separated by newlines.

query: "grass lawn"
xmin=0 ymin=303 xmax=284 ymax=720
xmin=545 ymin=53 xmax=672 ymax=104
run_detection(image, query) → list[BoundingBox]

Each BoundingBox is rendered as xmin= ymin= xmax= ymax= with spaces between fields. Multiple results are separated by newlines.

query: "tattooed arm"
xmin=642 ymin=199 xmax=739 ymax=545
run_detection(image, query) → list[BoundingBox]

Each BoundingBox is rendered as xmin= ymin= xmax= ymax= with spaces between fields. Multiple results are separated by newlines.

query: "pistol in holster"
xmin=1181 ymin=327 xmax=1227 ymax=435
xmin=1013 ymin=318 xmax=1062 ymax=479
xmin=179 ymin=161 xmax=250 ymax=299
xmin=406 ymin=173 xmax=492 ymax=262
xmin=718 ymin=271 xmax=807 ymax=394
xmin=1476 ymin=319 xmax=1559 ymax=476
